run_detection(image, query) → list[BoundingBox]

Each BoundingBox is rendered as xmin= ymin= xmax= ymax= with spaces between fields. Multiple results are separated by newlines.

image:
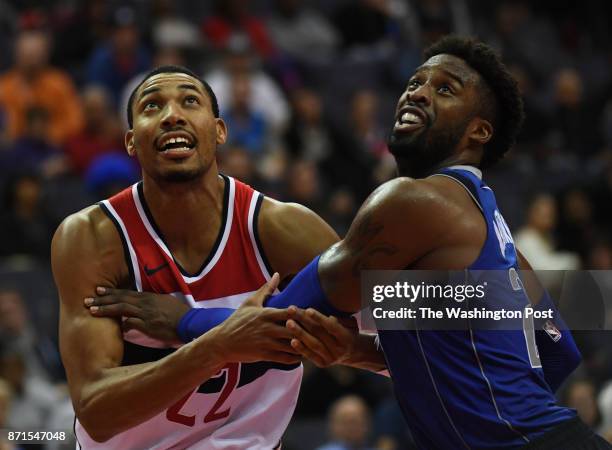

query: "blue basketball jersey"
xmin=377 ymin=166 xmax=576 ymax=449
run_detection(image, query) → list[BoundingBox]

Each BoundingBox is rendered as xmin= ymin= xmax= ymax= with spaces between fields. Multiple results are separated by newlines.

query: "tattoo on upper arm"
xmin=347 ymin=210 xmax=398 ymax=277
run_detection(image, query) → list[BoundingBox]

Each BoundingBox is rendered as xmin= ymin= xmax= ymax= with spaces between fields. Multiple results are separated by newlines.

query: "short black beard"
xmin=387 ymin=118 xmax=470 ymax=178
xmin=154 ymin=165 xmax=206 ymax=184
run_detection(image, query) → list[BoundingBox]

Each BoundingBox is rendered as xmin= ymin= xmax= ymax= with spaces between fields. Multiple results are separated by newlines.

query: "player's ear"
xmin=215 ymin=118 xmax=227 ymax=145
xmin=469 ymin=118 xmax=493 ymax=146
xmin=125 ymin=130 xmax=136 ymax=156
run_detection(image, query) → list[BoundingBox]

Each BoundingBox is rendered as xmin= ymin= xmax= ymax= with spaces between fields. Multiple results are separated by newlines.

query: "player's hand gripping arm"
xmin=53 ymin=209 xmax=298 ymax=442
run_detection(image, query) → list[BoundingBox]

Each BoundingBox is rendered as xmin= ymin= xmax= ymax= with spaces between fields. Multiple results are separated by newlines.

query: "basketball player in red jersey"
xmin=52 ymin=66 xmax=385 ymax=449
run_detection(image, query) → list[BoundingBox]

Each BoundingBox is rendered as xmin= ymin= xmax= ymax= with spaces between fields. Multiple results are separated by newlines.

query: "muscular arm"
xmin=271 ymin=178 xmax=449 ymax=312
xmin=54 ymin=207 xmax=227 ymax=441
xmin=54 ymin=207 xmax=297 ymax=441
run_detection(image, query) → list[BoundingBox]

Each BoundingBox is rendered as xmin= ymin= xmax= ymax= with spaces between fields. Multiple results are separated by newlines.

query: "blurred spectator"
xmin=331 ymin=0 xmax=403 ymax=61
xmin=332 ymin=0 xmax=390 ymax=49
xmin=323 ymin=188 xmax=357 ymax=237
xmin=84 ymin=153 xmax=139 ymax=200
xmin=2 ymin=106 xmax=69 ymax=179
xmin=372 ymin=397 xmax=416 ymax=450
xmin=201 ymin=0 xmax=275 ymax=60
xmin=217 ymin=146 xmax=259 ymax=187
xmin=598 ymin=381 xmax=612 ymax=440
xmin=285 ymin=160 xmax=324 ymax=212
xmin=587 ymin=241 xmax=612 ymax=270
xmin=515 ymin=193 xmax=580 ymax=271
xmin=295 ymin=361 xmax=388 ymax=420
xmin=64 ymin=85 xmax=124 ymax=174
xmin=351 ymin=89 xmax=387 ymax=159
xmin=0 ymin=29 xmax=83 ymax=145
xmin=266 ymin=0 xmax=339 ymax=64
xmin=206 ymin=42 xmax=290 ymax=135
xmin=345 ymin=89 xmax=395 ymax=196
xmin=0 ymin=289 xmax=63 ymax=383
xmin=316 ymin=395 xmax=374 ymax=450
xmin=0 ymin=347 xmax=59 ymax=431
xmin=222 ymin=72 xmax=268 ymax=154
xmin=0 ymin=378 xmax=13 ymax=450
xmin=86 ymin=6 xmax=151 ymax=105
xmin=0 ymin=174 xmax=56 ymax=260
xmin=563 ymin=378 xmax=601 ymax=430
xmin=557 ymin=187 xmax=596 ymax=260
xmin=51 ymin=0 xmax=112 ymax=74
xmin=0 ymin=1 xmax=17 ymax=71
xmin=548 ymin=68 xmax=602 ymax=156
xmin=406 ymin=0 xmax=473 ymax=47
xmin=485 ymin=1 xmax=568 ymax=82
xmin=0 ymin=378 xmax=11 ymax=428
xmin=508 ymin=64 xmax=550 ymax=146
xmin=150 ymin=0 xmax=201 ymax=51
xmin=285 ymin=88 xmax=333 ymax=164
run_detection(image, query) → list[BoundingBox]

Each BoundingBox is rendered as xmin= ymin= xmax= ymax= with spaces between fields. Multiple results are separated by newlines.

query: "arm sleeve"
xmin=177 ymin=308 xmax=234 ymax=342
xmin=533 ymin=290 xmax=582 ymax=392
xmin=176 ymin=256 xmax=349 ymax=342
xmin=264 ymin=256 xmax=350 ymax=316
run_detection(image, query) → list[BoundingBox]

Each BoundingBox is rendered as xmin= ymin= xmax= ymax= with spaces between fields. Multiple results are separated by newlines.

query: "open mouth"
xmin=158 ymin=135 xmax=196 ymax=153
xmin=394 ymin=107 xmax=427 ymax=133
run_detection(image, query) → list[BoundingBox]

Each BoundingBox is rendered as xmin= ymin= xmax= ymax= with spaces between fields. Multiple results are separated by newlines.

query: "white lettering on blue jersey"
xmin=493 ymin=209 xmax=514 ymax=258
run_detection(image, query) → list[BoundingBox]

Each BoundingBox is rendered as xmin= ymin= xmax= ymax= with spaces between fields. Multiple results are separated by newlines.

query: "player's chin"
xmin=387 ymin=133 xmax=420 ymax=157
xmin=159 ymin=166 xmax=205 ymax=183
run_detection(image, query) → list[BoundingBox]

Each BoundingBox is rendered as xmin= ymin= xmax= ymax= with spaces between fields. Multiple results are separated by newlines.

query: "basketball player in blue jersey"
xmin=87 ymin=37 xmax=611 ymax=449
xmin=271 ymin=37 xmax=610 ymax=449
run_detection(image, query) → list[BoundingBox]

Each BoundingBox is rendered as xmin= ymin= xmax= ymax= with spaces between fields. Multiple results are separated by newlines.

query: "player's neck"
xmin=141 ymin=166 xmax=224 ymax=245
xmin=396 ymin=155 xmax=479 ymax=178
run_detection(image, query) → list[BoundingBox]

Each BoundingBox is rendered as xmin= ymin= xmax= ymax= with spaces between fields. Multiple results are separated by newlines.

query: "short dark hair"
xmin=126 ymin=65 xmax=219 ymax=128
xmin=423 ymin=36 xmax=524 ymax=168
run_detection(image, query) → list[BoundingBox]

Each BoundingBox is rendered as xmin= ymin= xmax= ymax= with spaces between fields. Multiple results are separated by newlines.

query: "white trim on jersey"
xmin=415 ymin=328 xmax=472 ymax=450
xmin=247 ymin=192 xmax=272 ymax=281
xmin=468 ymin=327 xmax=531 ymax=443
xmin=447 ymin=165 xmax=483 ymax=179
xmin=100 ymin=199 xmax=142 ymax=292
xmin=131 ymin=177 xmax=236 ymax=284
xmin=431 ymin=174 xmax=484 ymax=213
xmin=189 ymin=291 xmax=256 ymax=309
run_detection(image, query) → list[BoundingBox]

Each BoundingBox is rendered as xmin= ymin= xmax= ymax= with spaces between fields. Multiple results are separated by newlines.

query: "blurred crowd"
xmin=1 ymin=0 xmax=612 ymax=449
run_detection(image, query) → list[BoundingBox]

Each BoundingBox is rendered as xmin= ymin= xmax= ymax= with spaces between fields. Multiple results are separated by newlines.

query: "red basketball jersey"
xmin=75 ymin=175 xmax=302 ymax=450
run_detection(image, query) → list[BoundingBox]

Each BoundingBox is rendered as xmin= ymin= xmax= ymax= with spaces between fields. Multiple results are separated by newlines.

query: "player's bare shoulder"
xmin=360 ymin=176 xmax=456 ymax=228
xmin=52 ymin=205 xmax=121 ymax=259
xmin=51 ymin=205 xmax=129 ymax=299
xmin=256 ymin=197 xmax=339 ymax=278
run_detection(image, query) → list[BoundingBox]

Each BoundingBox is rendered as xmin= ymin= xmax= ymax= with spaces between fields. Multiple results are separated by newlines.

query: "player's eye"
xmin=143 ymin=101 xmax=159 ymax=111
xmin=185 ymin=96 xmax=200 ymax=105
xmin=438 ymin=85 xmax=453 ymax=95
xmin=407 ymin=79 xmax=421 ymax=90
